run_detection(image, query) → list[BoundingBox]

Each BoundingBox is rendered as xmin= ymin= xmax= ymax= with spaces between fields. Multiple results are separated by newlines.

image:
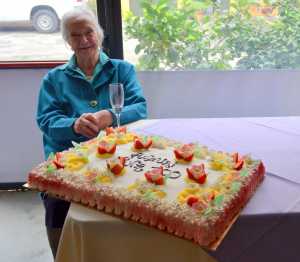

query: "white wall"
xmin=0 ymin=69 xmax=48 ymax=184
xmin=1 ymin=68 xmax=299 ymax=183
xmin=138 ymin=70 xmax=300 ymax=118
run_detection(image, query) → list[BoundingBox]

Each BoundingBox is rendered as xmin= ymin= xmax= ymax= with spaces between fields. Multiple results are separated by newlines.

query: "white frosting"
xmin=77 ymin=143 xmax=225 ymax=202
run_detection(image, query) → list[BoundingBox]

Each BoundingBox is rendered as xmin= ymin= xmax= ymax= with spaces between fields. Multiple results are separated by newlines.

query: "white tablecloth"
xmin=56 ymin=204 xmax=216 ymax=262
xmin=56 ymin=117 xmax=300 ymax=262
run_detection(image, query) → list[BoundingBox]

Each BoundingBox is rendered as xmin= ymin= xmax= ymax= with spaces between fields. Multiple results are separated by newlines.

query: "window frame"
xmin=98 ymin=0 xmax=123 ymax=60
xmin=0 ymin=0 xmax=123 ymax=69
xmin=0 ymin=0 xmax=123 ymax=189
xmin=0 ymin=61 xmax=65 ymax=69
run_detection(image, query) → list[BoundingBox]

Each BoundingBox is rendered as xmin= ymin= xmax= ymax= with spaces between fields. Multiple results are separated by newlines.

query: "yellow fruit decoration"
xmin=96 ymin=175 xmax=113 ymax=184
xmin=64 ymin=153 xmax=89 ymax=171
xmin=177 ymin=187 xmax=202 ymax=204
xmin=149 ymin=189 xmax=166 ymax=199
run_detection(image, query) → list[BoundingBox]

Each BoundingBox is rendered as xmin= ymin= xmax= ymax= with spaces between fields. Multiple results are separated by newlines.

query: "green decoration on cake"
xmin=46 ymin=164 xmax=56 ymax=173
xmin=48 ymin=152 xmax=55 ymax=161
xmin=97 ymin=130 xmax=106 ymax=139
xmin=193 ymin=145 xmax=207 ymax=159
xmin=71 ymin=141 xmax=82 ymax=149
xmin=203 ymin=207 xmax=214 ymax=217
xmin=231 ymin=181 xmax=242 ymax=192
xmin=144 ymin=190 xmax=155 ymax=200
xmin=214 ymin=194 xmax=224 ymax=207
xmin=151 ymin=136 xmax=159 ymax=142
xmin=240 ymin=169 xmax=249 ymax=177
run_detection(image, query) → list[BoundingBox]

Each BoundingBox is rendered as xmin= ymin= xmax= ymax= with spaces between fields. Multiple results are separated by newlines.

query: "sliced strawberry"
xmin=174 ymin=144 xmax=194 ymax=162
xmin=198 ymin=174 xmax=207 ymax=184
xmin=105 ymin=127 xmax=115 ymax=135
xmin=134 ymin=139 xmax=145 ymax=150
xmin=184 ymin=154 xmax=194 ymax=162
xmin=110 ymin=165 xmax=123 ymax=175
xmin=186 ymin=169 xmax=193 ymax=180
xmin=209 ymin=192 xmax=216 ymax=201
xmin=116 ymin=126 xmax=127 ymax=133
xmin=53 ymin=160 xmax=63 ymax=169
xmin=56 ymin=152 xmax=63 ymax=161
xmin=97 ymin=146 xmax=108 ymax=155
xmin=118 ymin=156 xmax=126 ymax=166
xmin=186 ymin=163 xmax=207 ymax=184
xmin=234 ymin=159 xmax=244 ymax=170
xmin=107 ymin=157 xmax=126 ymax=175
xmin=97 ymin=141 xmax=116 ymax=155
xmin=144 ymin=172 xmax=152 ymax=183
xmin=53 ymin=152 xmax=64 ymax=169
xmin=232 ymin=152 xmax=244 ymax=170
xmin=187 ymin=196 xmax=199 ymax=207
xmin=53 ymin=159 xmax=64 ymax=169
xmin=106 ymin=126 xmax=127 ymax=136
xmin=134 ymin=137 xmax=152 ymax=150
xmin=232 ymin=152 xmax=239 ymax=163
xmin=107 ymin=143 xmax=117 ymax=154
xmin=154 ymin=176 xmax=164 ymax=185
xmin=173 ymin=149 xmax=180 ymax=159
xmin=144 ymin=141 xmax=152 ymax=149
xmin=144 ymin=166 xmax=164 ymax=185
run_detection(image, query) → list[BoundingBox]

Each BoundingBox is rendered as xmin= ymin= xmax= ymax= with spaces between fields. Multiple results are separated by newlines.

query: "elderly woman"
xmin=36 ymin=7 xmax=147 ymax=258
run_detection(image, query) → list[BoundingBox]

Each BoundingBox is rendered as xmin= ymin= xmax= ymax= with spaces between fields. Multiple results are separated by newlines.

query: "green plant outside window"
xmin=124 ymin=0 xmax=300 ymax=70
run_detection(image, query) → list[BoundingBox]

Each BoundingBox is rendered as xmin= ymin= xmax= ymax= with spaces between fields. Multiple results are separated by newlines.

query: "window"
xmin=1 ymin=0 xmax=299 ymax=70
xmin=121 ymin=0 xmax=300 ymax=70
xmin=0 ymin=0 xmax=96 ymax=64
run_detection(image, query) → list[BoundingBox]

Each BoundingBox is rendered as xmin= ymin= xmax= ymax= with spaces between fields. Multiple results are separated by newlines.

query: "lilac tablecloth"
xmin=134 ymin=117 xmax=300 ymax=184
xmin=133 ymin=117 xmax=300 ymax=261
xmin=57 ymin=118 xmax=300 ymax=262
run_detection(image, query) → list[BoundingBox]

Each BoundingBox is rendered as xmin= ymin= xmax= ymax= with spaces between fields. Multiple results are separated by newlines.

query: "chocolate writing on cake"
xmin=124 ymin=152 xmax=182 ymax=179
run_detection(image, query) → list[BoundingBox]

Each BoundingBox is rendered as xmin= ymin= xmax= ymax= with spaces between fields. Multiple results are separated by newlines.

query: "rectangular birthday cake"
xmin=28 ymin=127 xmax=265 ymax=247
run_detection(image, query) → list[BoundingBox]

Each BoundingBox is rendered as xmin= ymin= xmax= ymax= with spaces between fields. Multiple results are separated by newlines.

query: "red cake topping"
xmin=106 ymin=126 xmax=127 ymax=136
xmin=232 ymin=152 xmax=244 ymax=170
xmin=186 ymin=163 xmax=207 ymax=184
xmin=97 ymin=140 xmax=117 ymax=155
xmin=133 ymin=137 xmax=152 ymax=150
xmin=187 ymin=196 xmax=199 ymax=206
xmin=145 ymin=166 xmax=164 ymax=185
xmin=174 ymin=144 xmax=194 ymax=162
xmin=53 ymin=152 xmax=64 ymax=169
xmin=186 ymin=196 xmax=208 ymax=211
xmin=107 ymin=157 xmax=126 ymax=175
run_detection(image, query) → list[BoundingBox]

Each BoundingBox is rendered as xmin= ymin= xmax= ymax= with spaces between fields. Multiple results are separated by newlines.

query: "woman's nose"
xmin=80 ymin=35 xmax=88 ymax=43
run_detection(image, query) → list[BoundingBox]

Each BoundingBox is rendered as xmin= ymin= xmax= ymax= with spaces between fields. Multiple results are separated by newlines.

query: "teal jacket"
xmin=36 ymin=52 xmax=147 ymax=158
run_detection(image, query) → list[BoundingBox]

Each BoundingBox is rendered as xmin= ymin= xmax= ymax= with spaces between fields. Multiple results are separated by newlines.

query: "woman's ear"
xmin=66 ymin=39 xmax=74 ymax=51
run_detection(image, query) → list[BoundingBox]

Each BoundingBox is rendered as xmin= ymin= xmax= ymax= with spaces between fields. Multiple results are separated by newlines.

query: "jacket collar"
xmin=59 ymin=51 xmax=115 ymax=88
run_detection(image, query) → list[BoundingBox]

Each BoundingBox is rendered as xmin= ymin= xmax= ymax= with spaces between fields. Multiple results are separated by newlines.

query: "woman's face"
xmin=67 ymin=18 xmax=100 ymax=60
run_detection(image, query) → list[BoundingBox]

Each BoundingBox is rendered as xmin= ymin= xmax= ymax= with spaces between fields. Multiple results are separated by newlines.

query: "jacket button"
xmin=89 ymin=100 xmax=98 ymax=107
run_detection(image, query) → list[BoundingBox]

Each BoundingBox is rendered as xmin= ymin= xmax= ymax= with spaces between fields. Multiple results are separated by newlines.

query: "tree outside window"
xmin=123 ymin=0 xmax=300 ymax=70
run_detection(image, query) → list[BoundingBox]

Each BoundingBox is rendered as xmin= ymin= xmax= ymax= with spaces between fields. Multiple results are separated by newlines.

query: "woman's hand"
xmin=73 ymin=113 xmax=99 ymax=138
xmin=73 ymin=110 xmax=113 ymax=138
xmin=93 ymin=110 xmax=113 ymax=130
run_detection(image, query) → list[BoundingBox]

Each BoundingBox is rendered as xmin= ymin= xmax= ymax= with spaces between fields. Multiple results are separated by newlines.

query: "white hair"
xmin=61 ymin=7 xmax=104 ymax=47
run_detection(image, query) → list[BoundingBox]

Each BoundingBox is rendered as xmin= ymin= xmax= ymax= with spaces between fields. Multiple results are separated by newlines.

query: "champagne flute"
xmin=109 ymin=83 xmax=124 ymax=128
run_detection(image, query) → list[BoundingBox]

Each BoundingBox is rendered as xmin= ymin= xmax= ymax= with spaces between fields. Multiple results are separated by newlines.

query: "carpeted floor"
xmin=0 ymin=190 xmax=52 ymax=262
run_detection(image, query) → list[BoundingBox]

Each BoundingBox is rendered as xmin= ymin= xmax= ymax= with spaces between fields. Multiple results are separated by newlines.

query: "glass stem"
xmin=116 ymin=113 xmax=121 ymax=127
